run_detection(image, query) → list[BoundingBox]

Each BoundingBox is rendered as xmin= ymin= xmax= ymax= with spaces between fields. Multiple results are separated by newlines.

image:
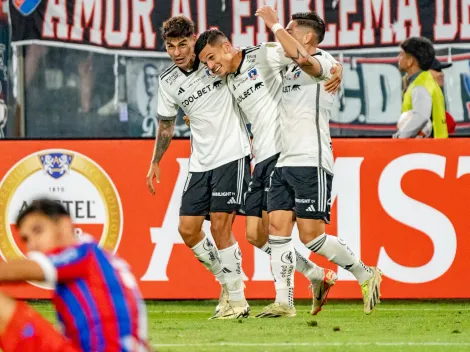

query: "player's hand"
xmin=255 ymin=6 xmax=279 ymax=29
xmin=183 ymin=115 xmax=190 ymax=126
xmin=324 ymin=64 xmax=343 ymax=94
xmin=146 ymin=162 xmax=160 ymax=195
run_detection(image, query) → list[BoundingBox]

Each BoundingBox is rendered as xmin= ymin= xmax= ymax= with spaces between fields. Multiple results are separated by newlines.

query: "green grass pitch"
xmin=30 ymin=299 xmax=470 ymax=352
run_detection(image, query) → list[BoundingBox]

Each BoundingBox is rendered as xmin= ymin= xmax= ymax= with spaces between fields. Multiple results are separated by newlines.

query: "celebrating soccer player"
xmin=194 ymin=19 xmax=341 ymax=316
xmin=0 ymin=199 xmax=149 ymax=352
xmin=256 ymin=7 xmax=383 ymax=315
xmin=145 ymin=16 xmax=252 ymax=319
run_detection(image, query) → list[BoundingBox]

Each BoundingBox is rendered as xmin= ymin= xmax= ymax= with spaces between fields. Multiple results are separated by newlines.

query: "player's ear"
xmin=304 ymin=31 xmax=314 ymax=45
xmin=222 ymin=41 xmax=231 ymax=54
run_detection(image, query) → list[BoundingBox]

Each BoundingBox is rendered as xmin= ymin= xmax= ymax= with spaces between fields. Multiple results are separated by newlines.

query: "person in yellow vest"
xmin=396 ymin=37 xmax=448 ymax=138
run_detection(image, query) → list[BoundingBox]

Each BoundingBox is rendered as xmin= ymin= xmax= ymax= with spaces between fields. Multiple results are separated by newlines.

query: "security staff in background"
xmin=396 ymin=37 xmax=448 ymax=138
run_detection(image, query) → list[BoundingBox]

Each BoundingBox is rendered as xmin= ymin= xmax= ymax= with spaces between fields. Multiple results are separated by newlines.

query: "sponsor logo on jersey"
xmin=0 ymin=150 xmax=123 ymax=289
xmin=206 ymin=68 xmax=216 ymax=78
xmin=283 ymin=84 xmax=301 ymax=93
xmin=164 ymin=70 xmax=179 ymax=85
xmin=248 ymin=68 xmax=258 ymax=80
xmin=181 ymin=84 xmax=213 ymax=108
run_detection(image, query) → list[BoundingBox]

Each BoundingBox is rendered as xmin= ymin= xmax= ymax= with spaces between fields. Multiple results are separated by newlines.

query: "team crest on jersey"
xmin=293 ymin=71 xmax=301 ymax=80
xmin=206 ymin=68 xmax=216 ymax=78
xmin=39 ymin=153 xmax=73 ymax=179
xmin=248 ymin=68 xmax=258 ymax=80
xmin=13 ymin=0 xmax=42 ymax=16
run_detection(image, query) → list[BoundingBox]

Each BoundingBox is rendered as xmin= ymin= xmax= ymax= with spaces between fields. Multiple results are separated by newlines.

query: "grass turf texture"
xmin=29 ymin=300 xmax=470 ymax=352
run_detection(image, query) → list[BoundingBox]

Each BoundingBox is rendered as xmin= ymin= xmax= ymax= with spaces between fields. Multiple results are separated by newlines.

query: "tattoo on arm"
xmin=152 ymin=119 xmax=175 ymax=163
xmin=289 ymin=49 xmax=323 ymax=77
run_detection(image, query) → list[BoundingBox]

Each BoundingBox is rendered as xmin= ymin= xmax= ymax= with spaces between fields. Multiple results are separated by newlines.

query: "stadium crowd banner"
xmin=8 ymin=0 xmax=470 ymax=54
xmin=0 ymin=0 xmax=8 ymax=138
xmin=0 ymin=139 xmax=469 ymax=299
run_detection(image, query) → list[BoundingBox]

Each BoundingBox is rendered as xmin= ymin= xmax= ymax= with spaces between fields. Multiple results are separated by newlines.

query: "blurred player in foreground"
xmin=396 ymin=37 xmax=448 ymax=138
xmin=0 ymin=199 xmax=149 ymax=352
xmin=255 ymin=7 xmax=382 ymax=316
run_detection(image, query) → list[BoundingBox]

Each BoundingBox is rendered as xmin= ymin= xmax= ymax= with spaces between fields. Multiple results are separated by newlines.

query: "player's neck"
xmin=230 ymin=48 xmax=242 ymax=73
xmin=304 ymin=44 xmax=317 ymax=56
xmin=181 ymin=55 xmax=196 ymax=71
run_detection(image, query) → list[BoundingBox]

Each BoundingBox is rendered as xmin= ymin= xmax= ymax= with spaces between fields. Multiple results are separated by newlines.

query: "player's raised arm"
xmin=146 ymin=82 xmax=178 ymax=195
xmin=255 ymin=6 xmax=330 ymax=79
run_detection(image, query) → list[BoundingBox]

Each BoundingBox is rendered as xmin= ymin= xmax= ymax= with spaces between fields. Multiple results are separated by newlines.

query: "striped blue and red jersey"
xmin=28 ymin=239 xmax=148 ymax=352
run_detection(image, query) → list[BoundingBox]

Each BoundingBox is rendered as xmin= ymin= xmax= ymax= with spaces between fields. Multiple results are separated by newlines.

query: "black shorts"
xmin=267 ymin=166 xmax=333 ymax=223
xmin=180 ymin=156 xmax=251 ymax=216
xmin=243 ymin=153 xmax=279 ymax=218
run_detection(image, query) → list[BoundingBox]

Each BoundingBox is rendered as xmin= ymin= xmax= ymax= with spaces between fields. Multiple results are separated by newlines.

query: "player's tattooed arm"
xmin=255 ymin=6 xmax=326 ymax=78
xmin=147 ymin=116 xmax=175 ymax=195
xmin=152 ymin=117 xmax=176 ymax=164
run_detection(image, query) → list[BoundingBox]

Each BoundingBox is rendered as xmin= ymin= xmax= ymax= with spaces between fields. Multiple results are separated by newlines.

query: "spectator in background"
xmin=396 ymin=37 xmax=448 ymax=138
xmin=430 ymin=57 xmax=456 ymax=134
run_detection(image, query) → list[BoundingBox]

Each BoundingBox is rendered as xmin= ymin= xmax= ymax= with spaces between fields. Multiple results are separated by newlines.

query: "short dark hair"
xmin=291 ymin=12 xmax=326 ymax=44
xmin=195 ymin=29 xmax=228 ymax=57
xmin=400 ymin=37 xmax=435 ymax=71
xmin=162 ymin=16 xmax=194 ymax=41
xmin=16 ymin=199 xmax=70 ymax=228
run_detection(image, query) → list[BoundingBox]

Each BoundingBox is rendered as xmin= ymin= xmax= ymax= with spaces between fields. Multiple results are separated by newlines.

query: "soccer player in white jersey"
xmin=194 ymin=28 xmax=342 ymax=316
xmin=256 ymin=7 xmax=383 ymax=316
xmin=145 ymin=16 xmax=252 ymax=319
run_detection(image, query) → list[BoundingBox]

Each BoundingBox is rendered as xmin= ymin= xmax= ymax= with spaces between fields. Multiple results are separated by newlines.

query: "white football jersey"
xmin=276 ymin=49 xmax=335 ymax=173
xmin=227 ymin=43 xmax=292 ymax=165
xmin=158 ymin=60 xmax=251 ymax=172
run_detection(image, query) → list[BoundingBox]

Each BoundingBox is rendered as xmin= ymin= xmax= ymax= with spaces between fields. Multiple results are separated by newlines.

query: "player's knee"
xmin=298 ymin=222 xmax=325 ymax=244
xmin=209 ymin=213 xmax=232 ymax=236
xmin=246 ymin=227 xmax=265 ymax=248
xmin=178 ymin=222 xmax=201 ymax=247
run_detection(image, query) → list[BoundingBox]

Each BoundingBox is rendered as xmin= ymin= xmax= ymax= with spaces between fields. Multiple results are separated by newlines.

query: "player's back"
xmin=277 ymin=50 xmax=335 ymax=173
xmin=43 ymin=239 xmax=148 ymax=351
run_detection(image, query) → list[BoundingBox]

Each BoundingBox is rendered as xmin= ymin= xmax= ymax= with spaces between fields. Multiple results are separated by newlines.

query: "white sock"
xmin=261 ymin=242 xmax=323 ymax=283
xmin=191 ymin=235 xmax=225 ymax=285
xmin=305 ymin=233 xmax=372 ymax=285
xmin=294 ymin=248 xmax=324 ymax=282
xmin=269 ymin=235 xmax=295 ymax=308
xmin=218 ymin=243 xmax=245 ymax=301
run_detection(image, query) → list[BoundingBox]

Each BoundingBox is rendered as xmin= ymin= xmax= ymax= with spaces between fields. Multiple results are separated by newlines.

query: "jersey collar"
xmin=233 ymin=48 xmax=246 ymax=77
xmin=178 ymin=57 xmax=201 ymax=76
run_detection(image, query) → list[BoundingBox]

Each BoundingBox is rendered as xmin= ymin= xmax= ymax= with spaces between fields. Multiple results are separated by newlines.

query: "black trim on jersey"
xmin=178 ymin=57 xmax=201 ymax=76
xmin=234 ymin=49 xmax=247 ymax=77
xmin=315 ymin=83 xmax=322 ymax=169
xmin=160 ymin=64 xmax=177 ymax=80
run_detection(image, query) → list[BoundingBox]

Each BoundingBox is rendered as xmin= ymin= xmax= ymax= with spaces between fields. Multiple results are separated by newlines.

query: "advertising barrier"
xmin=0 ymin=139 xmax=469 ymax=299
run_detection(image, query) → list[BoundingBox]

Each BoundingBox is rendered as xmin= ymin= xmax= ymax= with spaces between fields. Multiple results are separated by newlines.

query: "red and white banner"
xmin=0 ymin=139 xmax=469 ymax=299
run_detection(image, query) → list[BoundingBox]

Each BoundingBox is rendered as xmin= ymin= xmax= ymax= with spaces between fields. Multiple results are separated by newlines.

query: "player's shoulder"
xmin=159 ymin=64 xmax=181 ymax=87
xmin=159 ymin=63 xmax=177 ymax=80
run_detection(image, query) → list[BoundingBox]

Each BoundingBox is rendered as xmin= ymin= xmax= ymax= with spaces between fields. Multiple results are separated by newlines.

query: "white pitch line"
xmin=36 ymin=307 xmax=470 ymax=314
xmin=152 ymin=342 xmax=470 ymax=347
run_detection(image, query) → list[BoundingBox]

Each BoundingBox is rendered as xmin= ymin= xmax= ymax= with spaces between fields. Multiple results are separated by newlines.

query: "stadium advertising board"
xmin=0 ymin=139 xmax=468 ymax=299
xmin=9 ymin=0 xmax=470 ymax=54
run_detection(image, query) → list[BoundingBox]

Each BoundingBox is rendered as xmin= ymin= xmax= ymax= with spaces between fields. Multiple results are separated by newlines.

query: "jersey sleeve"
xmin=310 ymin=53 xmax=334 ymax=83
xmin=27 ymin=244 xmax=92 ymax=285
xmin=157 ymin=80 xmax=179 ymax=119
xmin=261 ymin=42 xmax=293 ymax=71
xmin=318 ymin=49 xmax=339 ymax=65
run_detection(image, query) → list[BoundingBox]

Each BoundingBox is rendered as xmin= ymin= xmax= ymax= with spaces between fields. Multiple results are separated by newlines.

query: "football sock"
xmin=305 ymin=233 xmax=372 ymax=285
xmin=191 ymin=235 xmax=225 ymax=285
xmin=261 ymin=241 xmax=323 ymax=282
xmin=219 ymin=243 xmax=245 ymax=301
xmin=269 ymin=235 xmax=295 ymax=308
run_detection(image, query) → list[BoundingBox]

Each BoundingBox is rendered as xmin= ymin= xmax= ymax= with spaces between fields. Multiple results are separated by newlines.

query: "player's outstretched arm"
xmin=255 ymin=6 xmax=328 ymax=78
xmin=146 ymin=117 xmax=175 ymax=195
xmin=0 ymin=260 xmax=46 ymax=282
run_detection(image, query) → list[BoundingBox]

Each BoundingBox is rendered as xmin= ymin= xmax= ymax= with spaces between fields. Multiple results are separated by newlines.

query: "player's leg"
xmin=292 ymin=167 xmax=382 ymax=314
xmin=245 ymin=155 xmax=327 ymax=291
xmin=256 ymin=167 xmax=296 ymax=318
xmin=0 ymin=292 xmax=79 ymax=352
xmin=209 ymin=156 xmax=251 ymax=319
xmin=179 ymin=172 xmax=227 ymax=314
